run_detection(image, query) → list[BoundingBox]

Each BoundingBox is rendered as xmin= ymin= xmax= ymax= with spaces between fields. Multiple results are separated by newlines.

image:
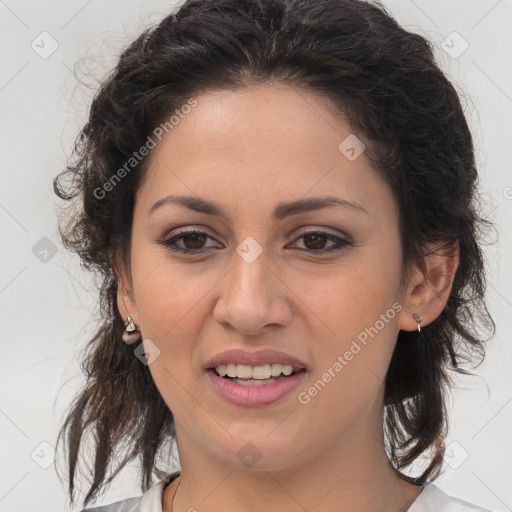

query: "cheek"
xmin=128 ymin=254 xmax=209 ymax=396
xmin=298 ymin=253 xmax=402 ymax=400
xmin=298 ymin=298 xmax=399 ymax=431
xmin=131 ymin=246 xmax=212 ymax=337
xmin=130 ymin=255 xmax=210 ymax=412
xmin=297 ymin=255 xmax=401 ymax=343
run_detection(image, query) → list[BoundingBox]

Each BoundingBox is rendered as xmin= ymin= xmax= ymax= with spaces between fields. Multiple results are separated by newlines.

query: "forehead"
xmin=136 ymin=83 xmax=396 ymax=223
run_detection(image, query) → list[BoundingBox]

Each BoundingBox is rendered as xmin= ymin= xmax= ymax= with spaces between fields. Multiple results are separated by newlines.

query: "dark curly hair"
xmin=53 ymin=0 xmax=496 ymax=508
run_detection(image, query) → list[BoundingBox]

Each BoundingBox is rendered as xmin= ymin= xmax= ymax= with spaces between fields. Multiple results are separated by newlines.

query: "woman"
xmin=54 ymin=0 xmax=496 ymax=511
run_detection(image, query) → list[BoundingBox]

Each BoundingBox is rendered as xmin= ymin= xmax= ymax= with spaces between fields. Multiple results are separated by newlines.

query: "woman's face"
xmin=121 ymin=83 xmax=411 ymax=471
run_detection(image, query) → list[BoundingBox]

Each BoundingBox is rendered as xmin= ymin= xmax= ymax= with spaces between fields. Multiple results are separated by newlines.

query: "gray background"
xmin=1 ymin=1 xmax=511 ymax=511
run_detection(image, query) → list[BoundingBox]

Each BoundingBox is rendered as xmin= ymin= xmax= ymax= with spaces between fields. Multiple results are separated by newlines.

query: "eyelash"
xmin=156 ymin=228 xmax=352 ymax=256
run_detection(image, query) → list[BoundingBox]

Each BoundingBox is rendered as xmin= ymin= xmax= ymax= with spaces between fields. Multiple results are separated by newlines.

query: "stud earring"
xmin=122 ymin=316 xmax=141 ymax=344
xmin=413 ymin=314 xmax=423 ymax=333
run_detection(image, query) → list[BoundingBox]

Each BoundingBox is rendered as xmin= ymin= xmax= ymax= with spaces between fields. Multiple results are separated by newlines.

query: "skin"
xmin=117 ymin=82 xmax=459 ymax=512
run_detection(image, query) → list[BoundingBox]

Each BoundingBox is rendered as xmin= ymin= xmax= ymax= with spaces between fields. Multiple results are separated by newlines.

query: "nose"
xmin=212 ymin=248 xmax=293 ymax=335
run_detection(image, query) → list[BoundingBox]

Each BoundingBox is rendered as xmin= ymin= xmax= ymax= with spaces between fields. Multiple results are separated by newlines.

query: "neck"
xmin=164 ymin=409 xmax=422 ymax=512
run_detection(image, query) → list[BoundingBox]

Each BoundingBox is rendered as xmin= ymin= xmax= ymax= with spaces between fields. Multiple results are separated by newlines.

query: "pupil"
xmin=304 ymin=233 xmax=326 ymax=250
xmin=184 ymin=233 xmax=206 ymax=249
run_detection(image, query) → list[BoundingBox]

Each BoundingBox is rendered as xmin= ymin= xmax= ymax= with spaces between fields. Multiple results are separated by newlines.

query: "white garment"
xmin=407 ymin=483 xmax=493 ymax=512
xmin=81 ymin=472 xmax=494 ymax=512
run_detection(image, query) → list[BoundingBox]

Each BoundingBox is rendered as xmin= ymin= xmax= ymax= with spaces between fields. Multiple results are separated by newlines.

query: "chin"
xmin=211 ymin=435 xmax=310 ymax=473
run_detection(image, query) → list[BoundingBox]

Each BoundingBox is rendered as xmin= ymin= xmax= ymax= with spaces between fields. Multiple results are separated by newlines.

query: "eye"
xmin=288 ymin=230 xmax=352 ymax=255
xmin=156 ymin=228 xmax=221 ymax=254
xmin=156 ymin=228 xmax=352 ymax=256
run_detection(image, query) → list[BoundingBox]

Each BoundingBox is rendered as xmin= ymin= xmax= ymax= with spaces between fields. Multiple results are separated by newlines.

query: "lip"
xmin=204 ymin=348 xmax=307 ymax=370
xmin=207 ymin=368 xmax=307 ymax=407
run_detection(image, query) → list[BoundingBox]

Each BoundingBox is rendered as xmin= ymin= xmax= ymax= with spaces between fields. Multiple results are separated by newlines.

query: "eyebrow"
xmin=148 ymin=195 xmax=368 ymax=220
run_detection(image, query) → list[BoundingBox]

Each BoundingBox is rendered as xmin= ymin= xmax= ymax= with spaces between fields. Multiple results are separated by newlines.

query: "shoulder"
xmin=80 ymin=496 xmax=140 ymax=512
xmin=79 ymin=471 xmax=180 ymax=512
xmin=408 ymin=483 xmax=494 ymax=512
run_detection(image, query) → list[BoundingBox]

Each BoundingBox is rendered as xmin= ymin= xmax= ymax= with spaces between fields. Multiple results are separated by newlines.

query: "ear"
xmin=398 ymin=240 xmax=460 ymax=331
xmin=113 ymin=251 xmax=139 ymax=325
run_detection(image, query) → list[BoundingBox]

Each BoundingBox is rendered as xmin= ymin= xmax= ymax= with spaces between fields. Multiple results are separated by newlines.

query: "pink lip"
xmin=207 ymin=368 xmax=307 ymax=407
xmin=204 ymin=348 xmax=307 ymax=370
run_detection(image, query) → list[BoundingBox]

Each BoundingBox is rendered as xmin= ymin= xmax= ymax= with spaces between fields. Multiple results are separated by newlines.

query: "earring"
xmin=413 ymin=314 xmax=423 ymax=333
xmin=122 ymin=316 xmax=141 ymax=344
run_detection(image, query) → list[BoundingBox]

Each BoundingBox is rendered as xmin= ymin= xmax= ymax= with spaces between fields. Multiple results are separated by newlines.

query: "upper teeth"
xmin=215 ymin=363 xmax=297 ymax=379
